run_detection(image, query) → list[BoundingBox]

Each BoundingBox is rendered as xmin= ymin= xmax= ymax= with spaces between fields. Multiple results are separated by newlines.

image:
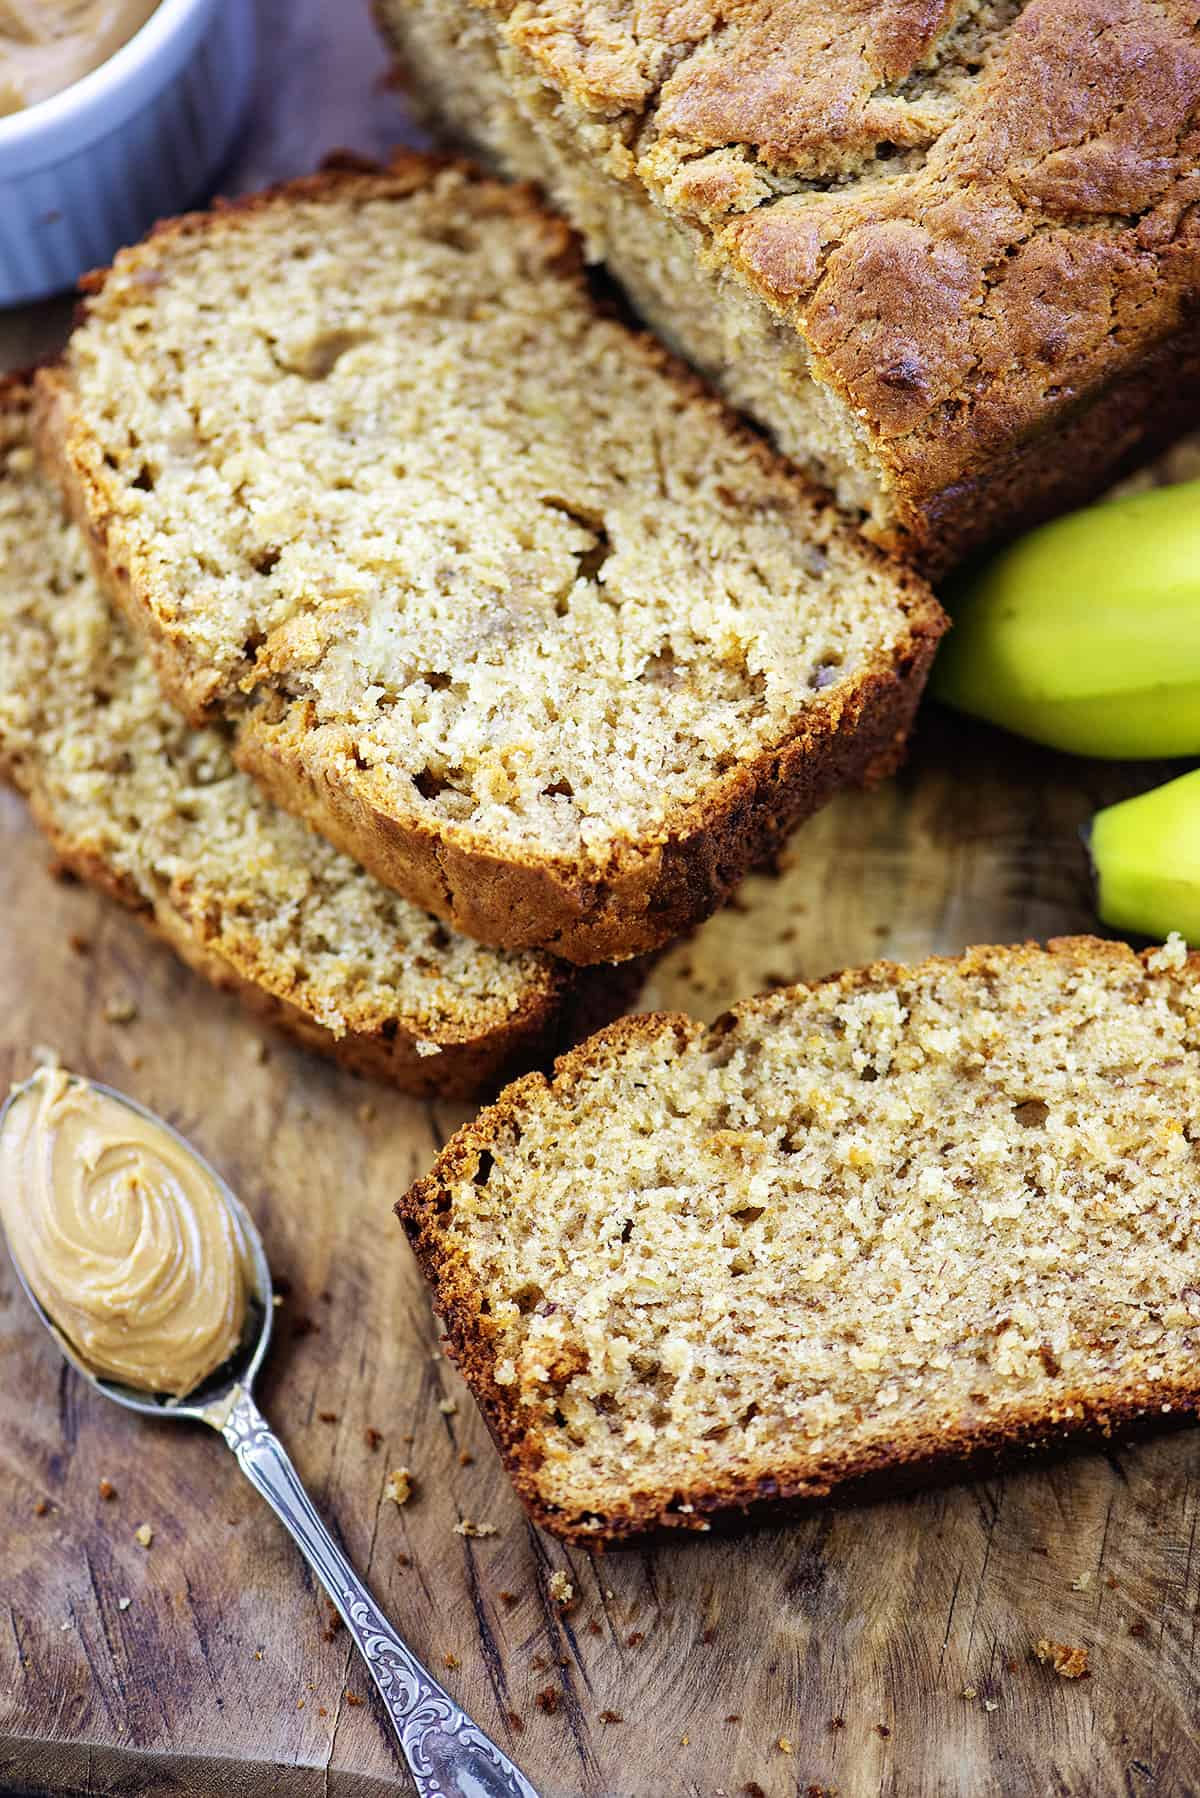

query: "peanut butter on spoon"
xmin=0 ymin=1067 xmax=249 ymax=1397
xmin=0 ymin=1069 xmax=541 ymax=1794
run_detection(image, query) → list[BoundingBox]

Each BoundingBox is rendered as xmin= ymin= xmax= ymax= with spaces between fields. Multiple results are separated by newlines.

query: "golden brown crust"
xmin=398 ymin=936 xmax=1200 ymax=1544
xmin=33 ymin=149 xmax=945 ymax=964
xmin=382 ymin=1 xmax=1200 ymax=572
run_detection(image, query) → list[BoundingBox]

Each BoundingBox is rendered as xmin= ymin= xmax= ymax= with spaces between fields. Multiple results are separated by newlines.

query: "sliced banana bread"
xmin=0 ymin=380 xmax=608 ymax=1099
xmin=401 ymin=937 xmax=1200 ymax=1543
xmin=379 ymin=1 xmax=1200 ymax=575
xmin=34 ymin=154 xmax=944 ymax=965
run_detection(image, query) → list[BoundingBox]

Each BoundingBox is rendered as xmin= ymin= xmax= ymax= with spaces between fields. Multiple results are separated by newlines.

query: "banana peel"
xmin=932 ymin=479 xmax=1200 ymax=758
xmin=1089 ymin=769 xmax=1200 ymax=944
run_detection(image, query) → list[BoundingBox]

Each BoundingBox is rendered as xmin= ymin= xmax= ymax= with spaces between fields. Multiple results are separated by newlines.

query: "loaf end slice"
xmin=400 ymin=937 xmax=1200 ymax=1542
xmin=0 ymin=378 xmax=619 ymax=1100
xmin=34 ymin=153 xmax=944 ymax=964
xmin=379 ymin=1 xmax=1200 ymax=575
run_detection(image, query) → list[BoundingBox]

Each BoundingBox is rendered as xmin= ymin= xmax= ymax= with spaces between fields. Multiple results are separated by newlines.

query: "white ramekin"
xmin=0 ymin=0 xmax=256 ymax=307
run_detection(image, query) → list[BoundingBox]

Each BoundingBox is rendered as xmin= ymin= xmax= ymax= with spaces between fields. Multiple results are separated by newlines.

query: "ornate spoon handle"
xmin=214 ymin=1385 xmax=539 ymax=1798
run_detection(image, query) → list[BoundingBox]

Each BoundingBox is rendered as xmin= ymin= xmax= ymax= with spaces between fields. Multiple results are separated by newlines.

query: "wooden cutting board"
xmin=4 ymin=8 xmax=1200 ymax=1795
xmin=6 ymin=711 xmax=1200 ymax=1798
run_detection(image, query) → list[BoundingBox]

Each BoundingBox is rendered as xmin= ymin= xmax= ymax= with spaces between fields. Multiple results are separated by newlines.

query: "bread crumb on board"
xmin=385 ymin=1468 xmax=414 ymax=1508
xmin=1034 ymin=1639 xmax=1090 ymax=1679
xmin=134 ymin=1523 xmax=153 ymax=1548
xmin=454 ymin=1519 xmax=498 ymax=1538
xmin=548 ymin=1569 xmax=574 ymax=1606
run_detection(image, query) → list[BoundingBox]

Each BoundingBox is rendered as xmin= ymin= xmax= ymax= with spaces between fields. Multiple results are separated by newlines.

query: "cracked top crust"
xmin=474 ymin=0 xmax=1200 ymax=539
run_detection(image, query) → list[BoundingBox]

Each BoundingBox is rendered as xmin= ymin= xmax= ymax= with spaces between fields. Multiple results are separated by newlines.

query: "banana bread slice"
xmin=400 ymin=937 xmax=1200 ymax=1543
xmin=378 ymin=0 xmax=1200 ymax=574
xmin=0 ymin=380 xmax=610 ymax=1099
xmin=34 ymin=154 xmax=943 ymax=965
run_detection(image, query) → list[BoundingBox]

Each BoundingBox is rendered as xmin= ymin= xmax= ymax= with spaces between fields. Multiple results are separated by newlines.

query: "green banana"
xmin=1090 ymin=770 xmax=1200 ymax=944
xmin=932 ymin=479 xmax=1200 ymax=757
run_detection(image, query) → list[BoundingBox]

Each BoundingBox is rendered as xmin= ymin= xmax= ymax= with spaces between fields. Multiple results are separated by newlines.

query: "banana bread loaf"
xmin=379 ymin=0 xmax=1200 ymax=574
xmin=401 ymin=936 xmax=1200 ymax=1543
xmin=34 ymin=154 xmax=943 ymax=965
xmin=0 ymin=379 xmax=609 ymax=1099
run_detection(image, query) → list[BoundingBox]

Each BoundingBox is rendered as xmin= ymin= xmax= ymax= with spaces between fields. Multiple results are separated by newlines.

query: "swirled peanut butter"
xmin=0 ymin=1 xmax=159 ymax=118
xmin=0 ymin=1069 xmax=250 ymax=1396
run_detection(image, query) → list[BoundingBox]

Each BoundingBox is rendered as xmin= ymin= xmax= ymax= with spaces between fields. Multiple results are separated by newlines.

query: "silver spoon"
xmin=0 ymin=1076 xmax=539 ymax=1798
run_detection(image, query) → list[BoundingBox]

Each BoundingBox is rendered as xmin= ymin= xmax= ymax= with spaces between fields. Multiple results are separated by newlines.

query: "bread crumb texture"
xmin=402 ymin=939 xmax=1200 ymax=1542
xmin=0 ymin=383 xmax=572 ymax=1090
xmin=47 ymin=158 xmax=938 ymax=904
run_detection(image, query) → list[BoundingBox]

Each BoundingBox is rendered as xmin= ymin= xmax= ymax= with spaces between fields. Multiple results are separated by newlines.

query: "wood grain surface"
xmin=3 ymin=7 xmax=1200 ymax=1796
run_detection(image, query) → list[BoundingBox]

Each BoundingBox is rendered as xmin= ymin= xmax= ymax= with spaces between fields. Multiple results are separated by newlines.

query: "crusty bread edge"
xmin=31 ymin=151 xmax=947 ymax=965
xmin=872 ymin=322 xmax=1200 ymax=576
xmin=397 ymin=935 xmax=1200 ymax=1544
xmin=235 ymin=607 xmax=941 ymax=965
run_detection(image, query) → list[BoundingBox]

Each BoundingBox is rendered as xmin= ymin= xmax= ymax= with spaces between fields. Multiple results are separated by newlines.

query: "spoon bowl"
xmin=1 ymin=1073 xmax=274 ymax=1422
xmin=0 ymin=1071 xmax=538 ymax=1798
